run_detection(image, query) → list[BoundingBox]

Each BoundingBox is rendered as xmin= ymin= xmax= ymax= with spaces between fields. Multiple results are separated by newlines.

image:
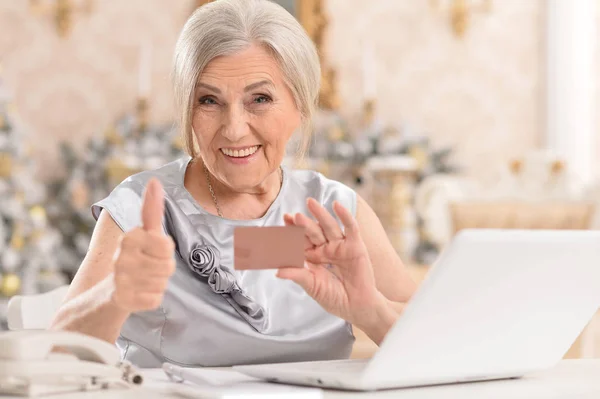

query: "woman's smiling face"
xmin=192 ymin=44 xmax=301 ymax=191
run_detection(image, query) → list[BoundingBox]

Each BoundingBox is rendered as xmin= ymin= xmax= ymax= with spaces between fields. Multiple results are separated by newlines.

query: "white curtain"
xmin=545 ymin=0 xmax=597 ymax=186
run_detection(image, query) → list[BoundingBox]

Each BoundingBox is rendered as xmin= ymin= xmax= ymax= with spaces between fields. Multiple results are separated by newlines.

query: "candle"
xmin=138 ymin=41 xmax=152 ymax=98
xmin=362 ymin=41 xmax=377 ymax=100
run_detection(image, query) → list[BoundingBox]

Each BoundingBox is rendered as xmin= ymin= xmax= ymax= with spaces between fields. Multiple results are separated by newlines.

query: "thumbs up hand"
xmin=111 ymin=178 xmax=176 ymax=312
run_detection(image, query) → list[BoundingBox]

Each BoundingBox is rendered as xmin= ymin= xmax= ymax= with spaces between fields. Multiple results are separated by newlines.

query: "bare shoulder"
xmin=63 ymin=210 xmax=123 ymax=303
xmin=355 ymin=194 xmax=377 ymax=223
xmin=87 ymin=210 xmax=124 ymax=261
xmin=355 ymin=194 xmax=389 ymax=246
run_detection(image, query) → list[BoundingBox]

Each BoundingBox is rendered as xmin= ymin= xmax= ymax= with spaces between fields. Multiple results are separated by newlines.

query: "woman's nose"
xmin=221 ymin=104 xmax=250 ymax=142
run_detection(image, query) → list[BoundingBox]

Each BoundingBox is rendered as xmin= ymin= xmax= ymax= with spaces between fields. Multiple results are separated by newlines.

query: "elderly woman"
xmin=50 ymin=0 xmax=417 ymax=367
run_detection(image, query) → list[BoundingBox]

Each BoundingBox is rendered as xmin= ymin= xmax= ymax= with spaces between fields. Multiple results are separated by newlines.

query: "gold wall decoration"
xmin=430 ymin=0 xmax=491 ymax=38
xmin=0 ymin=153 xmax=13 ymax=178
xmin=9 ymin=223 xmax=25 ymax=251
xmin=135 ymin=97 xmax=149 ymax=134
xmin=29 ymin=0 xmax=93 ymax=38
xmin=195 ymin=0 xmax=338 ymax=109
xmin=105 ymin=158 xmax=141 ymax=187
xmin=0 ymin=273 xmax=22 ymax=297
xmin=369 ymin=167 xmax=417 ymax=259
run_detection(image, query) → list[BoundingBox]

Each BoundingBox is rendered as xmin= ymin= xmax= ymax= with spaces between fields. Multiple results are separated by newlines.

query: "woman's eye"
xmin=199 ymin=96 xmax=217 ymax=105
xmin=253 ymin=95 xmax=272 ymax=104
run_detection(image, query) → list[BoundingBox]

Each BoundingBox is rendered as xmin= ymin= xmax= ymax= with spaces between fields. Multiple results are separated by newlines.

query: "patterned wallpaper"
xmin=1 ymin=0 xmax=543 ymax=180
xmin=326 ymin=0 xmax=543 ymax=182
xmin=0 ymin=0 xmax=194 ymax=179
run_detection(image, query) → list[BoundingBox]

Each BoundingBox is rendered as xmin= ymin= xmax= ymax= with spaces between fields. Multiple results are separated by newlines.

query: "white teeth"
xmin=221 ymin=145 xmax=259 ymax=158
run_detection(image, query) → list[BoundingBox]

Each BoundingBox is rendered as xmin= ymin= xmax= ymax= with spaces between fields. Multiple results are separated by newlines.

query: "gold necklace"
xmin=203 ymin=164 xmax=284 ymax=218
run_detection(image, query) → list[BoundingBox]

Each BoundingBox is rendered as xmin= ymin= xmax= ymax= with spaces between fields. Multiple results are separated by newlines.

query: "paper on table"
xmin=169 ymin=381 xmax=322 ymax=399
xmin=159 ymin=366 xmax=322 ymax=398
xmin=164 ymin=365 xmax=259 ymax=386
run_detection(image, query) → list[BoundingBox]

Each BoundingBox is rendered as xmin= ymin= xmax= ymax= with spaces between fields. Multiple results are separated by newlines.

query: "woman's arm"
xmin=49 ymin=211 xmax=131 ymax=343
xmin=355 ymin=194 xmax=418 ymax=303
xmin=356 ymin=296 xmax=400 ymax=345
xmin=50 ymin=179 xmax=175 ymax=344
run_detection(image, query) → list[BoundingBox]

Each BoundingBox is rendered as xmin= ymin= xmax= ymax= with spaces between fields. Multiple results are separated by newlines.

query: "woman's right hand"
xmin=279 ymin=199 xmax=396 ymax=343
xmin=111 ymin=178 xmax=176 ymax=312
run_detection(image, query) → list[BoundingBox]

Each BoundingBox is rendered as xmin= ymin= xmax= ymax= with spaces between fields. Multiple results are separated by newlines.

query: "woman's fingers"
xmin=276 ymin=266 xmax=315 ymax=294
xmin=284 ymin=213 xmax=313 ymax=250
xmin=307 ymin=198 xmax=344 ymax=242
xmin=283 ymin=213 xmax=294 ymax=226
xmin=294 ymin=212 xmax=327 ymax=247
xmin=333 ymin=201 xmax=360 ymax=241
xmin=305 ymin=247 xmax=329 ymax=265
xmin=277 ymin=263 xmax=342 ymax=298
xmin=285 ymin=199 xmax=347 ymax=249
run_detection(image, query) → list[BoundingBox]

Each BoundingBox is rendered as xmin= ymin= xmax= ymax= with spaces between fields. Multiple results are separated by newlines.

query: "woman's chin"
xmin=213 ymin=149 xmax=281 ymax=190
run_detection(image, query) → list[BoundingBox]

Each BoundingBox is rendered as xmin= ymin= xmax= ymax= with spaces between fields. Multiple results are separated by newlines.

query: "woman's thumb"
xmin=141 ymin=178 xmax=165 ymax=234
xmin=276 ymin=266 xmax=314 ymax=294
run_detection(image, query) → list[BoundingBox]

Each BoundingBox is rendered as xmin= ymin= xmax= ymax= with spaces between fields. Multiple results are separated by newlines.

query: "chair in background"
xmin=416 ymin=152 xmax=595 ymax=250
xmin=6 ymin=285 xmax=69 ymax=330
xmin=450 ymin=201 xmax=595 ymax=233
xmin=414 ymin=152 xmax=600 ymax=359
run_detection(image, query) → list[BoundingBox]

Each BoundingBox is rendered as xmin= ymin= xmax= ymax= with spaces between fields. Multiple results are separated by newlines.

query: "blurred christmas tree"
xmin=0 ymin=64 xmax=67 ymax=324
xmin=47 ymin=100 xmax=184 ymax=276
xmin=308 ymin=104 xmax=460 ymax=265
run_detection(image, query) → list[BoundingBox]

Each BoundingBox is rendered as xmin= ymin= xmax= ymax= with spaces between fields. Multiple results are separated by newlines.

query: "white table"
xmin=4 ymin=360 xmax=599 ymax=398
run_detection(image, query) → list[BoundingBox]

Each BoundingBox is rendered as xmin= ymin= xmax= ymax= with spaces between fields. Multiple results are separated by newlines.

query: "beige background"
xmin=0 ymin=0 xmax=193 ymax=178
xmin=327 ymin=0 xmax=543 ymax=183
xmin=1 ymin=0 xmax=543 ymax=180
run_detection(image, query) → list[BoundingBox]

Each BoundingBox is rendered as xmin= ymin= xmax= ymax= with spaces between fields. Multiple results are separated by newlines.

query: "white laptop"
xmin=234 ymin=229 xmax=600 ymax=391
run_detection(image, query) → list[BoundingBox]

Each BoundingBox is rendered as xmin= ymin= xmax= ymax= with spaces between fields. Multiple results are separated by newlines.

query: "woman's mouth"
xmin=221 ymin=145 xmax=260 ymax=158
xmin=220 ymin=145 xmax=261 ymax=164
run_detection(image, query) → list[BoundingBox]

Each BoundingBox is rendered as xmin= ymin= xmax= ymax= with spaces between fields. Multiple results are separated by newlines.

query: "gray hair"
xmin=172 ymin=0 xmax=321 ymax=159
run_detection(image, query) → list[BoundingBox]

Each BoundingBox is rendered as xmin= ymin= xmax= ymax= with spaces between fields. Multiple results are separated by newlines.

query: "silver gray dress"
xmin=92 ymin=157 xmax=357 ymax=367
